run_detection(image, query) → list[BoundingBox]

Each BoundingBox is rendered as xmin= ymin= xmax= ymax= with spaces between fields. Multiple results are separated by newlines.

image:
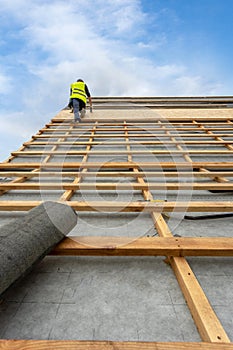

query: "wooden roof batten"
xmin=80 ymin=95 xmax=233 ymax=109
xmin=1 ymin=96 xmax=233 ymax=349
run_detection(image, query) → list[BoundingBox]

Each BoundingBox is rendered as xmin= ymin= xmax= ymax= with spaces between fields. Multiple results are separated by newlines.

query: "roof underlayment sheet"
xmin=1 ymin=96 xmax=233 ymax=349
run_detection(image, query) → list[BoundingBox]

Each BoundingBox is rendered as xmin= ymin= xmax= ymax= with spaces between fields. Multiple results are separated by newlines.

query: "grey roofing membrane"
xmin=0 ymin=203 xmax=232 ymax=341
xmin=0 ymin=111 xmax=233 ymax=342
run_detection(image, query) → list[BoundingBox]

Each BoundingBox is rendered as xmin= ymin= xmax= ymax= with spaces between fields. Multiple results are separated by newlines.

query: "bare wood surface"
xmin=1 ymin=162 xmax=233 ymax=169
xmin=171 ymin=257 xmax=230 ymax=342
xmin=1 ymin=182 xmax=233 ymax=191
xmin=53 ymin=116 xmax=233 ymax=121
xmin=31 ymin=132 xmax=233 ymax=138
xmin=10 ymin=149 xmax=233 ymax=156
xmin=39 ymin=126 xmax=233 ymax=132
xmin=22 ymin=140 xmax=233 ymax=146
xmin=31 ymin=133 xmax=233 ymax=139
xmin=0 ymin=200 xmax=233 ymax=212
xmin=50 ymin=236 xmax=233 ymax=256
xmin=1 ymin=171 xmax=233 ymax=178
xmin=49 ymin=121 xmax=233 ymax=125
xmin=1 ymin=340 xmax=233 ymax=350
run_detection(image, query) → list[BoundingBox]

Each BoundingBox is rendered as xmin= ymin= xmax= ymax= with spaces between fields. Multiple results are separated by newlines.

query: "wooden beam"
xmin=171 ymin=257 xmax=230 ymax=342
xmin=10 ymin=150 xmax=233 ymax=156
xmin=1 ymin=182 xmax=233 ymax=191
xmin=48 ymin=121 xmax=233 ymax=126
xmin=50 ymin=236 xmax=233 ymax=256
xmin=40 ymin=121 xmax=233 ymax=130
xmin=31 ymin=133 xmax=233 ymax=139
xmin=23 ymin=140 xmax=233 ymax=146
xmin=1 ymin=171 xmax=233 ymax=178
xmin=0 ymin=201 xmax=232 ymax=212
xmin=40 ymin=126 xmax=233 ymax=132
xmin=51 ymin=126 xmax=229 ymax=130
xmin=0 ymin=340 xmax=233 ymax=350
xmin=1 ymin=162 xmax=233 ymax=169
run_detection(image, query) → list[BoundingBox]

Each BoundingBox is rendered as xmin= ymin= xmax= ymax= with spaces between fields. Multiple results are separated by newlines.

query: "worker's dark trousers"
xmin=73 ymin=98 xmax=81 ymax=122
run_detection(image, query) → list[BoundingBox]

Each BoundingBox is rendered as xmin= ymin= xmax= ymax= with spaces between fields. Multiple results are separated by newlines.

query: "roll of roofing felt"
xmin=0 ymin=201 xmax=77 ymax=296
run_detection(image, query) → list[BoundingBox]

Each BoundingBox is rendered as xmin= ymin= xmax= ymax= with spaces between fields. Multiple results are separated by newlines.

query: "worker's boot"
xmin=80 ymin=108 xmax=86 ymax=118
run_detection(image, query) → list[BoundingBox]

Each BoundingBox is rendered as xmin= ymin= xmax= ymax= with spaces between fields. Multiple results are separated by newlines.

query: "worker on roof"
xmin=69 ymin=79 xmax=92 ymax=123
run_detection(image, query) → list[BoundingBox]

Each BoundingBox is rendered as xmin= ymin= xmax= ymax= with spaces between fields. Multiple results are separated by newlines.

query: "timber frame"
xmin=1 ymin=96 xmax=233 ymax=349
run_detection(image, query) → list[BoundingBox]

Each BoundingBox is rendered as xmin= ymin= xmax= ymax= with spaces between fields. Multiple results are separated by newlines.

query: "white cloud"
xmin=91 ymin=0 xmax=145 ymax=35
xmin=0 ymin=0 xmax=224 ymax=99
xmin=174 ymin=76 xmax=222 ymax=96
xmin=0 ymin=112 xmax=35 ymax=138
xmin=0 ymin=111 xmax=38 ymax=161
xmin=0 ymin=70 xmax=12 ymax=94
xmin=0 ymin=0 xmax=229 ymax=161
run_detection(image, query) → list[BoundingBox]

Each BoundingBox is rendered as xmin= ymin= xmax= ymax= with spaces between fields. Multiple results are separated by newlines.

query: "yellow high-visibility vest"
xmin=70 ymin=81 xmax=86 ymax=103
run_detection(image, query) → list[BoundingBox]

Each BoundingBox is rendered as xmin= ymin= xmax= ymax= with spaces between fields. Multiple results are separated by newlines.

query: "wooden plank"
xmin=0 ymin=201 xmax=232 ymax=212
xmin=1 ymin=171 xmax=233 ymax=178
xmin=31 ymin=132 xmax=233 ymax=138
xmin=1 ymin=162 xmax=233 ymax=169
xmin=44 ymin=120 xmax=233 ymax=126
xmin=84 ymin=104 xmax=230 ymax=109
xmin=50 ymin=236 xmax=233 ymax=256
xmin=49 ymin=122 xmax=233 ymax=126
xmin=50 ymin=119 xmax=232 ymax=123
xmin=0 ymin=339 xmax=233 ymax=350
xmin=86 ymin=96 xmax=233 ymax=101
xmin=10 ymin=150 xmax=233 ymax=156
xmin=32 ymin=131 xmax=233 ymax=142
xmin=22 ymin=140 xmax=233 ymax=147
xmin=171 ymin=257 xmax=230 ymax=342
xmin=47 ymin=120 xmax=233 ymax=125
xmin=41 ymin=126 xmax=233 ymax=132
xmin=41 ymin=122 xmax=233 ymax=129
xmin=53 ymin=115 xmax=233 ymax=121
xmin=1 ymin=182 xmax=233 ymax=191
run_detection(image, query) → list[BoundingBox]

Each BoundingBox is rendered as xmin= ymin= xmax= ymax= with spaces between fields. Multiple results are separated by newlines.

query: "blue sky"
xmin=0 ymin=0 xmax=233 ymax=161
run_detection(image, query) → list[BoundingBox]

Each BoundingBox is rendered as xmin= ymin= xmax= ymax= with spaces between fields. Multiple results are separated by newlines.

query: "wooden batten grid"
xmin=1 ymin=99 xmax=233 ymax=349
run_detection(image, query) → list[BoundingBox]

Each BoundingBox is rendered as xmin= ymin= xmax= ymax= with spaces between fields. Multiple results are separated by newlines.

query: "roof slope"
xmin=0 ymin=97 xmax=233 ymax=349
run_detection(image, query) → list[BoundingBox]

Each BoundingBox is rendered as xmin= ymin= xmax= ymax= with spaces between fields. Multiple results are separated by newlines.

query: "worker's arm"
xmin=85 ymin=84 xmax=93 ymax=112
xmin=88 ymin=96 xmax=93 ymax=112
